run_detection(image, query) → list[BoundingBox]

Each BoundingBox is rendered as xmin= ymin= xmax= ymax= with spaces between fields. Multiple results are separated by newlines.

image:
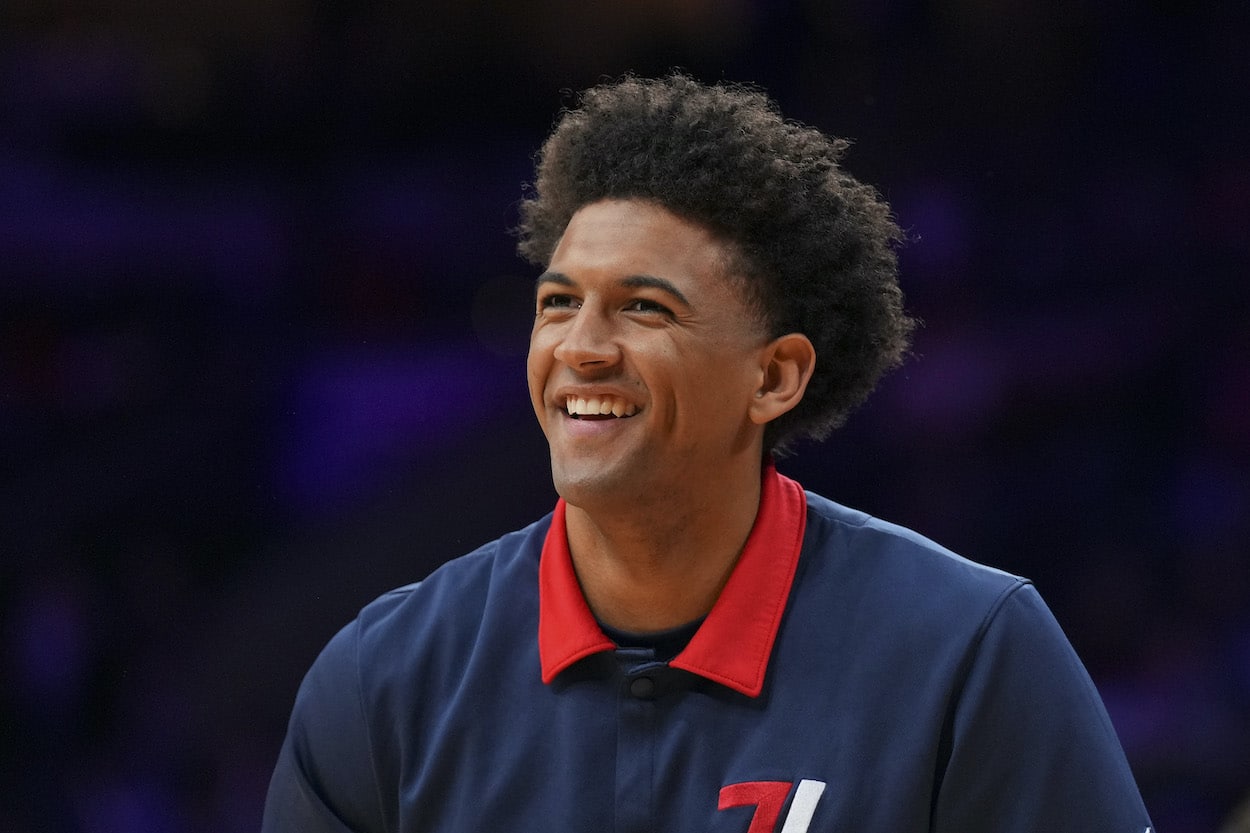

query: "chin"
xmin=549 ymin=459 xmax=639 ymax=508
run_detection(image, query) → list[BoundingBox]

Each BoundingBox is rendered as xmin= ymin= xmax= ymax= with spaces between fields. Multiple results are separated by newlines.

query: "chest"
xmin=380 ymin=653 xmax=944 ymax=833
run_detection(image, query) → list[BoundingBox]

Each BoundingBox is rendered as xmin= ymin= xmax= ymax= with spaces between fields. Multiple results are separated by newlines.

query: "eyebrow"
xmin=535 ymin=271 xmax=691 ymax=306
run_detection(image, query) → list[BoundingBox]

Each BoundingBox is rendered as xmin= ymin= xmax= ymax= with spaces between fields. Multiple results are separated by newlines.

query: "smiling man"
xmin=528 ymin=199 xmax=815 ymax=633
xmin=263 ymin=74 xmax=1153 ymax=833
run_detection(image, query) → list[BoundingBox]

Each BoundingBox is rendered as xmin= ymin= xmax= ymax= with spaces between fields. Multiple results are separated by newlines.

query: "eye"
xmin=539 ymin=294 xmax=579 ymax=310
xmin=624 ymin=298 xmax=672 ymax=315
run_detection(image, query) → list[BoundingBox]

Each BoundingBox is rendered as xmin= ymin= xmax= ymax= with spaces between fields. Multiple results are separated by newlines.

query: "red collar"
xmin=537 ymin=464 xmax=808 ymax=697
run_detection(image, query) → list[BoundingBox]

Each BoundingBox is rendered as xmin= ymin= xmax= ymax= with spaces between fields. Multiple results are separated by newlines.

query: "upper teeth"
xmin=566 ymin=395 xmax=637 ymax=417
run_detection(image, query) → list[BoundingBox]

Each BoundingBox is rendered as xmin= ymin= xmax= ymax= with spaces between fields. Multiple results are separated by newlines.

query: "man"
xmin=263 ymin=74 xmax=1153 ymax=832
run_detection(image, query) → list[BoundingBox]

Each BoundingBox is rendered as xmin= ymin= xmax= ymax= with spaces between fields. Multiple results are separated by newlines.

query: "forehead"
xmin=548 ymin=199 xmax=737 ymax=288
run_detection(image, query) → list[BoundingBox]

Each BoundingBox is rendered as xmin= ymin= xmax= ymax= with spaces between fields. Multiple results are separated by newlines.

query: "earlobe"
xmin=749 ymin=333 xmax=816 ymax=425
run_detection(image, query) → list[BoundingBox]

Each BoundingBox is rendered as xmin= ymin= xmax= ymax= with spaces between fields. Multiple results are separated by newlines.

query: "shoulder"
xmin=267 ymin=513 xmax=554 ymax=830
xmin=289 ymin=512 xmax=554 ymax=756
xmin=349 ymin=512 xmax=554 ymax=658
xmin=803 ymin=491 xmax=1023 ymax=593
xmin=794 ymin=490 xmax=1032 ymax=643
xmin=782 ymin=495 xmax=1150 ymax=830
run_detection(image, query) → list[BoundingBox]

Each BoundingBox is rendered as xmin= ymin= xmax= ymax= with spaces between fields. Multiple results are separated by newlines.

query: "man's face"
xmin=527 ymin=199 xmax=771 ymax=510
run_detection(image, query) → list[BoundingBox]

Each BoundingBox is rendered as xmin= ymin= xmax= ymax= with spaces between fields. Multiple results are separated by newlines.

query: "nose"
xmin=552 ymin=306 xmax=621 ymax=370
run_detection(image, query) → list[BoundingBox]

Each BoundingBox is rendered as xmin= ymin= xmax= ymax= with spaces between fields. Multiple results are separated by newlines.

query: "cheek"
xmin=526 ymin=370 xmax=550 ymax=433
xmin=527 ymin=325 xmax=551 ymax=371
xmin=685 ymin=354 xmax=762 ymax=409
xmin=526 ymin=336 xmax=560 ymax=411
xmin=526 ymin=353 xmax=545 ymax=398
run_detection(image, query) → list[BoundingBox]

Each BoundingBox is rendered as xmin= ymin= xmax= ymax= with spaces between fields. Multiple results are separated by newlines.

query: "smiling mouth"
xmin=565 ymin=395 xmax=638 ymax=420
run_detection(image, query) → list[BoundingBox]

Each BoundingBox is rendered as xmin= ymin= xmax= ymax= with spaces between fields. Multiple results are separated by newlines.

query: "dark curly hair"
xmin=516 ymin=72 xmax=915 ymax=453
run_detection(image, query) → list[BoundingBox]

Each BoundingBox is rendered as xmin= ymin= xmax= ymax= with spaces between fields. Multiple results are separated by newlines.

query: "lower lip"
xmin=560 ymin=412 xmax=636 ymax=437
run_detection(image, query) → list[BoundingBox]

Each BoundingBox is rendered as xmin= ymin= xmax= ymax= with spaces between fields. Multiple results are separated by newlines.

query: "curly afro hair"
xmin=516 ymin=72 xmax=915 ymax=453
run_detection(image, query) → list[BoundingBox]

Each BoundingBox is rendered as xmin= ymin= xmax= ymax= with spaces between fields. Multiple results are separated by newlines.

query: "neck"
xmin=563 ymin=460 xmax=765 ymax=633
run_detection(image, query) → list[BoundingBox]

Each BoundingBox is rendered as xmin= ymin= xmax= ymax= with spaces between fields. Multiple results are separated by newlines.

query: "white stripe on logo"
xmin=778 ymin=779 xmax=827 ymax=833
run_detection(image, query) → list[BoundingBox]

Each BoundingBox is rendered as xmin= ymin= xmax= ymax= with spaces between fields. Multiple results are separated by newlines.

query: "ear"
xmin=748 ymin=333 xmax=816 ymax=426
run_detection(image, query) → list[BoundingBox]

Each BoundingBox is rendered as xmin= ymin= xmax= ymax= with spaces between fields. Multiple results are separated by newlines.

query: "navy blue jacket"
xmin=263 ymin=468 xmax=1153 ymax=832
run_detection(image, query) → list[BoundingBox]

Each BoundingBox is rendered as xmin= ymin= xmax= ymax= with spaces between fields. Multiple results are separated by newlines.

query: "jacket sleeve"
xmin=262 ymin=620 xmax=387 ymax=833
xmin=931 ymin=582 xmax=1153 ymax=832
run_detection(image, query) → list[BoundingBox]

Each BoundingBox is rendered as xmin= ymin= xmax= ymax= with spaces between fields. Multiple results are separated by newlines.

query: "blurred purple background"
xmin=2 ymin=2 xmax=1248 ymax=831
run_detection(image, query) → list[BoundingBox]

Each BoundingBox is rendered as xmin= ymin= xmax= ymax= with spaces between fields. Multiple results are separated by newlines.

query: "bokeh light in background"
xmin=2 ymin=2 xmax=1248 ymax=831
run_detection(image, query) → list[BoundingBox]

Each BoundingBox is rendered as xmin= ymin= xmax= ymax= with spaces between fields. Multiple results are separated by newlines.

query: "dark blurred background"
xmin=2 ymin=1 xmax=1248 ymax=831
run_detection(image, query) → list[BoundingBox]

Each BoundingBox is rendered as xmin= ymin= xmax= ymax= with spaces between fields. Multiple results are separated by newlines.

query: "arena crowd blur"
xmin=1 ymin=2 xmax=1247 ymax=831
